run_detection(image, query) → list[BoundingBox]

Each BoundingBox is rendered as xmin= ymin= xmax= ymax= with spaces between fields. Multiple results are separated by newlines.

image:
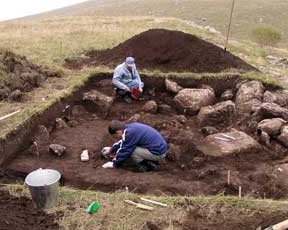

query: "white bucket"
xmin=25 ymin=168 xmax=61 ymax=209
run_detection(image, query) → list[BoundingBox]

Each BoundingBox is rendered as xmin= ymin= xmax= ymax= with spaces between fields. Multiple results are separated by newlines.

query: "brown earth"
xmin=0 ymin=50 xmax=62 ymax=101
xmin=65 ymin=29 xmax=256 ymax=73
xmin=0 ymin=188 xmax=61 ymax=230
xmin=3 ymin=76 xmax=288 ymax=201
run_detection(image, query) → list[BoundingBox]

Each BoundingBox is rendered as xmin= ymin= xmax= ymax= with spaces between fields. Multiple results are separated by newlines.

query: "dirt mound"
xmin=65 ymin=29 xmax=256 ymax=73
xmin=0 ymin=50 xmax=62 ymax=101
xmin=0 ymin=189 xmax=61 ymax=230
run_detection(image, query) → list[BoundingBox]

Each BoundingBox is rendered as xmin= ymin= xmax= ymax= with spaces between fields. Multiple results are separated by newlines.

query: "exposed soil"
xmin=0 ymin=50 xmax=62 ymax=101
xmin=0 ymin=188 xmax=61 ymax=230
xmin=65 ymin=29 xmax=256 ymax=73
xmin=3 ymin=76 xmax=288 ymax=200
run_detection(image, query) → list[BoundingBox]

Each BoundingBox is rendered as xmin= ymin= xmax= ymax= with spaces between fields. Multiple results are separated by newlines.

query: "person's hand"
xmin=125 ymin=86 xmax=131 ymax=92
xmin=102 ymin=161 xmax=114 ymax=169
xmin=101 ymin=147 xmax=111 ymax=158
xmin=138 ymin=88 xmax=143 ymax=93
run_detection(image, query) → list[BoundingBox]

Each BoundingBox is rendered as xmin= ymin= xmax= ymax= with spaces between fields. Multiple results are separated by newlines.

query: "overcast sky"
xmin=0 ymin=0 xmax=88 ymax=21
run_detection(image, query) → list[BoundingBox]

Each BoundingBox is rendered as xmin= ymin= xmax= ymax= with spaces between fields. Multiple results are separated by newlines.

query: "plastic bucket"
xmin=25 ymin=168 xmax=61 ymax=209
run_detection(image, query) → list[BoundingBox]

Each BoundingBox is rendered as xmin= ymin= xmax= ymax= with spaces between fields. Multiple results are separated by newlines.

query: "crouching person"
xmin=102 ymin=120 xmax=167 ymax=172
xmin=113 ymin=57 xmax=144 ymax=103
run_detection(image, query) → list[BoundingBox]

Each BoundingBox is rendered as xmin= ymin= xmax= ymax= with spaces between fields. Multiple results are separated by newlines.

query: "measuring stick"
xmin=0 ymin=109 xmax=21 ymax=121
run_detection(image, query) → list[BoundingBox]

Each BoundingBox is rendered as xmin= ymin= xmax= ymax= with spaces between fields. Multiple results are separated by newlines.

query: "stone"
xmin=71 ymin=105 xmax=87 ymax=116
xmin=263 ymin=90 xmax=288 ymax=107
xmin=127 ymin=113 xmax=141 ymax=123
xmin=221 ymin=89 xmax=234 ymax=101
xmin=257 ymin=118 xmax=286 ymax=135
xmin=254 ymin=103 xmax=288 ymax=121
xmin=8 ymin=89 xmax=23 ymax=101
xmin=235 ymin=80 xmax=264 ymax=114
xmin=83 ymin=90 xmax=114 ymax=117
xmin=174 ymin=88 xmax=216 ymax=115
xmin=142 ymin=100 xmax=157 ymax=113
xmin=49 ymin=144 xmax=66 ymax=157
xmin=55 ymin=118 xmax=69 ymax=130
xmin=158 ymin=104 xmax=173 ymax=115
xmin=197 ymin=130 xmax=260 ymax=157
xmin=165 ymin=78 xmax=183 ymax=93
xmin=278 ymin=126 xmax=288 ymax=147
xmin=197 ymin=100 xmax=236 ymax=126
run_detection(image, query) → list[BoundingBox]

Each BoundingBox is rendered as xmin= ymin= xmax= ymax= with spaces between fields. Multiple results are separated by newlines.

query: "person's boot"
xmin=123 ymin=95 xmax=132 ymax=103
xmin=140 ymin=160 xmax=159 ymax=171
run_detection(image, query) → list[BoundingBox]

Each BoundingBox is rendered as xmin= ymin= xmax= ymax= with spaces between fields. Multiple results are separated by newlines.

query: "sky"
xmin=0 ymin=0 xmax=88 ymax=22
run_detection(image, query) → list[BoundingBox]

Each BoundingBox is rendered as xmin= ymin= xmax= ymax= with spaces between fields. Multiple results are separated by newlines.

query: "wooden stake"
xmin=140 ymin=197 xmax=168 ymax=207
xmin=227 ymin=170 xmax=231 ymax=185
xmin=238 ymin=186 xmax=242 ymax=198
xmin=0 ymin=109 xmax=21 ymax=121
xmin=224 ymin=0 xmax=236 ymax=51
xmin=124 ymin=200 xmax=153 ymax=211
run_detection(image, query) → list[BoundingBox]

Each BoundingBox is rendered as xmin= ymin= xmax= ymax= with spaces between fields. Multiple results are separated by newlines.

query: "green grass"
xmin=34 ymin=0 xmax=288 ymax=48
xmin=3 ymin=184 xmax=288 ymax=229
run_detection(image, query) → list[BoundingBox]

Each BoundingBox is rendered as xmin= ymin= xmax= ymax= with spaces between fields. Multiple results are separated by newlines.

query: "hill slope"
xmin=28 ymin=0 xmax=288 ymax=47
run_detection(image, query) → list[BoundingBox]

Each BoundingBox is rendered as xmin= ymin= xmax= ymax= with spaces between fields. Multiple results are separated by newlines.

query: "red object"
xmin=130 ymin=87 xmax=141 ymax=99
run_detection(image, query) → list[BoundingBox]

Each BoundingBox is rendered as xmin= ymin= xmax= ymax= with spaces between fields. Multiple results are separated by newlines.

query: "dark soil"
xmin=4 ymin=76 xmax=288 ymax=200
xmin=64 ymin=29 xmax=256 ymax=73
xmin=0 ymin=189 xmax=61 ymax=230
xmin=0 ymin=50 xmax=62 ymax=101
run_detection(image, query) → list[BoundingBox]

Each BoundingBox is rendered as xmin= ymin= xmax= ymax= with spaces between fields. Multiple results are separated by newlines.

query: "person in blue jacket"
xmin=112 ymin=57 xmax=144 ymax=103
xmin=101 ymin=120 xmax=167 ymax=172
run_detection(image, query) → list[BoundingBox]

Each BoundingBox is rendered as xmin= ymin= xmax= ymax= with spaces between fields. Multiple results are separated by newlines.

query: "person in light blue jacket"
xmin=101 ymin=120 xmax=167 ymax=172
xmin=112 ymin=57 xmax=144 ymax=103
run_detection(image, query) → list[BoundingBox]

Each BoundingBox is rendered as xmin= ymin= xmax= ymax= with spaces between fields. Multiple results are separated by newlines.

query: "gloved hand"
xmin=101 ymin=147 xmax=111 ymax=158
xmin=102 ymin=161 xmax=114 ymax=169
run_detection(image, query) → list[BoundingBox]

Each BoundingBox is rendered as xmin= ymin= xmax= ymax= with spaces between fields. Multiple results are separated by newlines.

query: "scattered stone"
xmin=27 ymin=142 xmax=40 ymax=156
xmin=55 ymin=118 xmax=69 ymax=130
xmin=127 ymin=113 xmax=141 ymax=122
xmin=257 ymin=118 xmax=286 ymax=136
xmin=0 ymin=86 xmax=10 ymax=100
xmin=201 ymin=126 xmax=219 ymax=136
xmin=235 ymin=80 xmax=264 ymax=114
xmin=278 ymin=126 xmax=288 ymax=148
xmin=67 ymin=120 xmax=78 ymax=127
xmin=158 ymin=104 xmax=173 ymax=115
xmin=259 ymin=131 xmax=270 ymax=146
xmin=83 ymin=90 xmax=114 ymax=117
xmin=197 ymin=100 xmax=236 ymax=126
xmin=165 ymin=78 xmax=183 ymax=93
xmin=174 ymin=88 xmax=216 ymax=115
xmin=221 ymin=89 xmax=234 ymax=101
xmin=142 ymin=100 xmax=157 ymax=113
xmin=173 ymin=115 xmax=187 ymax=124
xmin=197 ymin=130 xmax=260 ymax=157
xmin=49 ymin=144 xmax=66 ymax=157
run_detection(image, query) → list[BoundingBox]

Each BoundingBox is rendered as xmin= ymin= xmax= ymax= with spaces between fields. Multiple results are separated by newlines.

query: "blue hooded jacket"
xmin=111 ymin=123 xmax=167 ymax=166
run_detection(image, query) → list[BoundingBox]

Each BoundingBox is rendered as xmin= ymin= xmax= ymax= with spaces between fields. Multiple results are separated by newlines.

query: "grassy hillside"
xmin=29 ymin=0 xmax=288 ymax=47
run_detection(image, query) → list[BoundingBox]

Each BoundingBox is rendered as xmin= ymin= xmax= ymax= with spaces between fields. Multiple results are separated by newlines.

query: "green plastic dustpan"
xmin=86 ymin=202 xmax=100 ymax=213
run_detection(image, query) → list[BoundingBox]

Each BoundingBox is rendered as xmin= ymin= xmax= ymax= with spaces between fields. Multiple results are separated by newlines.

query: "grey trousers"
xmin=131 ymin=147 xmax=166 ymax=163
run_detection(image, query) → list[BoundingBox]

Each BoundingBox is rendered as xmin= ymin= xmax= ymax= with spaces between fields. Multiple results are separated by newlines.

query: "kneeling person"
xmin=102 ymin=120 xmax=167 ymax=172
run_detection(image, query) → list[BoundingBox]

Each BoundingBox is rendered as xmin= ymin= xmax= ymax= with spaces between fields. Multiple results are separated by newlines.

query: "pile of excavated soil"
xmin=0 ymin=50 xmax=62 ymax=101
xmin=65 ymin=29 xmax=256 ymax=73
xmin=0 ymin=189 xmax=61 ymax=230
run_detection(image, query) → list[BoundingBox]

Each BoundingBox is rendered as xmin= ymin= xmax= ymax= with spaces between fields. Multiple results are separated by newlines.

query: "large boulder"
xmin=197 ymin=100 xmax=236 ymax=126
xmin=235 ymin=81 xmax=264 ymax=114
xmin=83 ymin=90 xmax=114 ymax=117
xmin=174 ymin=88 xmax=215 ymax=115
xmin=257 ymin=118 xmax=286 ymax=136
xmin=142 ymin=100 xmax=157 ymax=114
xmin=197 ymin=130 xmax=260 ymax=157
xmin=263 ymin=90 xmax=288 ymax=107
